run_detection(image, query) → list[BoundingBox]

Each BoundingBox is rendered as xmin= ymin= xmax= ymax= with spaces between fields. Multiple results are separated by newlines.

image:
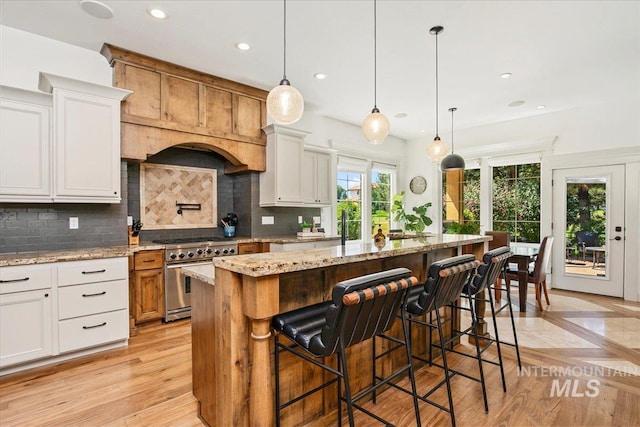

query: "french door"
xmin=552 ymin=165 xmax=625 ymax=297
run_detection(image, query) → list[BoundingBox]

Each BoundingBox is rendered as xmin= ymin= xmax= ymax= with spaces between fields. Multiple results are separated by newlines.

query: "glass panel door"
xmin=552 ymin=165 xmax=625 ymax=297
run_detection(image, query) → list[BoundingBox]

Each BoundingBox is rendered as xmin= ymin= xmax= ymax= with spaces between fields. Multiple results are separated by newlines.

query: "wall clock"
xmin=409 ymin=176 xmax=427 ymax=194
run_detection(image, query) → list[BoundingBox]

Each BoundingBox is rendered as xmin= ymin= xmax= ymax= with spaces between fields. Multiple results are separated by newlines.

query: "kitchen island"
xmin=184 ymin=234 xmax=490 ymax=427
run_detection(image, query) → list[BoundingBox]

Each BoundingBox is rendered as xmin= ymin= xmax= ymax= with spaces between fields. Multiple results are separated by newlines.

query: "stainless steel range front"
xmin=152 ymin=237 xmax=238 ymax=321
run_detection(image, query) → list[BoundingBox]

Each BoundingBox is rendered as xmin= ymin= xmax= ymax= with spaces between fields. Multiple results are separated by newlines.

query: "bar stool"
xmin=448 ymin=247 xmax=515 ymax=394
xmin=272 ymin=268 xmax=422 ymax=427
xmin=379 ymin=255 xmax=481 ymax=427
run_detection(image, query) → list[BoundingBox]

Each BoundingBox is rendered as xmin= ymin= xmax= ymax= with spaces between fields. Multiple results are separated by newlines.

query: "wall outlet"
xmin=69 ymin=217 xmax=79 ymax=229
xmin=262 ymin=216 xmax=274 ymax=225
xmin=298 ymin=216 xmax=303 ymax=224
xmin=313 ymin=216 xmax=321 ymax=224
xmin=127 ymin=216 xmax=133 ymax=226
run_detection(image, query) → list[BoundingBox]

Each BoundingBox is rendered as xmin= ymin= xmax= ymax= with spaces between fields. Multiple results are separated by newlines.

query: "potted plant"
xmin=391 ymin=191 xmax=433 ymax=234
xmin=301 ymin=221 xmax=312 ymax=233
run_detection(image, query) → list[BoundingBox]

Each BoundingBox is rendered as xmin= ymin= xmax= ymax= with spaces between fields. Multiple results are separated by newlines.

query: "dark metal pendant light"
xmin=426 ymin=25 xmax=449 ymax=161
xmin=441 ymin=107 xmax=465 ymax=171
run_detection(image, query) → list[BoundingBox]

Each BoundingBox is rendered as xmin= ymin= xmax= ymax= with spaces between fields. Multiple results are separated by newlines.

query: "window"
xmin=492 ymin=163 xmax=540 ymax=242
xmin=337 ymin=170 xmax=363 ymax=241
xmin=371 ymin=170 xmax=392 ymax=234
xmin=441 ymin=169 xmax=480 ymax=233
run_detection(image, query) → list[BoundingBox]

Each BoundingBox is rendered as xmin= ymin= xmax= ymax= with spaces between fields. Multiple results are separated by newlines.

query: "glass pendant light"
xmin=426 ymin=25 xmax=449 ymax=161
xmin=361 ymin=0 xmax=390 ymax=144
xmin=441 ymin=107 xmax=465 ymax=170
xmin=267 ymin=0 xmax=304 ymax=125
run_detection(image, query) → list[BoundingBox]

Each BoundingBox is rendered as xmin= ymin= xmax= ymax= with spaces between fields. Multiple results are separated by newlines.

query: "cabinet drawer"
xmin=58 ymin=309 xmax=128 ymax=353
xmin=58 ymin=257 xmax=127 ymax=287
xmin=134 ymin=250 xmax=164 ymax=270
xmin=58 ymin=279 xmax=127 ymax=320
xmin=0 ymin=264 xmax=53 ymax=294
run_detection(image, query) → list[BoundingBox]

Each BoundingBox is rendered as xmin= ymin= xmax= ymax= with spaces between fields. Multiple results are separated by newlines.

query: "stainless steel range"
xmin=152 ymin=237 xmax=238 ymax=321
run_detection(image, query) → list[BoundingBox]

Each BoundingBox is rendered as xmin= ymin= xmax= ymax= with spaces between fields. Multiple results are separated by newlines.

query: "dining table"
xmin=509 ymin=243 xmax=540 ymax=312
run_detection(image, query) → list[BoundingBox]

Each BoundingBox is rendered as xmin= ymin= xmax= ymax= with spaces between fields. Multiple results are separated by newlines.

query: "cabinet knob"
xmin=44 ymin=293 xmax=49 ymax=298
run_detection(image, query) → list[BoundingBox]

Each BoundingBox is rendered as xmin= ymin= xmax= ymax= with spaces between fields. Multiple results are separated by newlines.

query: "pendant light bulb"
xmin=267 ymin=0 xmax=304 ymax=125
xmin=362 ymin=0 xmax=390 ymax=144
xmin=362 ymin=107 xmax=390 ymax=145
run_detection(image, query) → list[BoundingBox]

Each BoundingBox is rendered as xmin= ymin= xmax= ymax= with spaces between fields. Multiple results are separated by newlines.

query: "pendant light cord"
xmin=451 ymin=108 xmax=454 ymax=152
xmin=283 ymin=0 xmax=287 ymax=80
xmin=435 ymin=30 xmax=439 ymax=137
xmin=373 ymin=0 xmax=377 ymax=108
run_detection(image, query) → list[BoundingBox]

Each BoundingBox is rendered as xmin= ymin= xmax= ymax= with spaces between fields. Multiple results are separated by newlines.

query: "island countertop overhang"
xmin=211 ymin=234 xmax=491 ymax=277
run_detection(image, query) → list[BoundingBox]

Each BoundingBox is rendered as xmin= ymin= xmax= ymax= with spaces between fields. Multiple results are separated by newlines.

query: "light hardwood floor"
xmin=1 ymin=288 xmax=638 ymax=427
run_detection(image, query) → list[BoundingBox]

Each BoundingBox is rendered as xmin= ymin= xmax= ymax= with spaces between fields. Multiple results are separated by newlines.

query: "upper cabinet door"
xmin=314 ymin=151 xmax=332 ymax=205
xmin=0 ymin=95 xmax=52 ymax=201
xmin=39 ymin=72 xmax=131 ymax=203
xmin=53 ymin=91 xmax=121 ymax=201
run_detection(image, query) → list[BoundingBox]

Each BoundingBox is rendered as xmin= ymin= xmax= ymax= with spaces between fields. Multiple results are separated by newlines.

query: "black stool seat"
xmin=272 ymin=267 xmax=423 ymax=426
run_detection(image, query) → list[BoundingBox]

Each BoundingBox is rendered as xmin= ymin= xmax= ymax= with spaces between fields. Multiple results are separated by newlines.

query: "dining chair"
xmin=505 ymin=236 xmax=554 ymax=310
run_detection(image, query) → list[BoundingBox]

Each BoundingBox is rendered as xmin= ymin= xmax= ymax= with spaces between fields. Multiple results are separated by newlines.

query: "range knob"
xmin=178 ymin=253 xmax=185 ymax=259
xmin=223 ymin=249 xmax=229 ymax=255
xmin=197 ymin=249 xmax=203 ymax=255
xmin=187 ymin=251 xmax=194 ymax=258
xmin=229 ymin=248 xmax=235 ymax=254
xmin=206 ymin=248 xmax=212 ymax=254
xmin=214 ymin=249 xmax=221 ymax=255
xmin=169 ymin=253 xmax=177 ymax=260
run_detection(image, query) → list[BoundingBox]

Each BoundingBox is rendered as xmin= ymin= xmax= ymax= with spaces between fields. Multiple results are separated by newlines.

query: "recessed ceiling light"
xmin=537 ymin=105 xmax=546 ymax=110
xmin=147 ymin=8 xmax=168 ymax=19
xmin=509 ymin=100 xmax=525 ymax=107
xmin=80 ymin=0 xmax=113 ymax=19
xmin=500 ymin=73 xmax=512 ymax=79
xmin=313 ymin=73 xmax=327 ymax=80
xmin=394 ymin=113 xmax=408 ymax=119
xmin=235 ymin=42 xmax=251 ymax=51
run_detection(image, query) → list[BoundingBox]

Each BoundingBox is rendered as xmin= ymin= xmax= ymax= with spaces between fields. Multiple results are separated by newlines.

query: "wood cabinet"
xmin=0 ymin=264 xmax=54 ymax=368
xmin=302 ymin=149 xmax=332 ymax=205
xmin=38 ymin=72 xmax=131 ymax=203
xmin=237 ymin=242 xmax=269 ymax=255
xmin=0 ymin=87 xmax=52 ymax=202
xmin=130 ymin=250 xmax=165 ymax=324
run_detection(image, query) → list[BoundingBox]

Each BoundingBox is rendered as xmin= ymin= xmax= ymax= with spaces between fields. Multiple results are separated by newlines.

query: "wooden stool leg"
xmin=542 ymin=280 xmax=550 ymax=305
xmin=494 ymin=279 xmax=502 ymax=305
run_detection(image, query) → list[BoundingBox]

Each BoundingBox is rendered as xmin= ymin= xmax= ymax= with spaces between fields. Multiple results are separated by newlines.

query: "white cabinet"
xmin=57 ymin=258 xmax=128 ymax=354
xmin=302 ymin=149 xmax=332 ymax=206
xmin=0 ymin=258 xmax=129 ymax=373
xmin=260 ymin=124 xmax=307 ymax=207
xmin=260 ymin=124 xmax=334 ymax=207
xmin=0 ymin=87 xmax=52 ymax=202
xmin=0 ymin=264 xmax=54 ymax=368
xmin=39 ymin=72 xmax=131 ymax=203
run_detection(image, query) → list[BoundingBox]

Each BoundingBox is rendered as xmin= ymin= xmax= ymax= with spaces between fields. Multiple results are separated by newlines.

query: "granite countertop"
xmin=235 ymin=235 xmax=341 ymax=244
xmin=211 ymin=234 xmax=490 ymax=278
xmin=181 ymin=263 xmax=215 ymax=286
xmin=0 ymin=244 xmax=164 ymax=267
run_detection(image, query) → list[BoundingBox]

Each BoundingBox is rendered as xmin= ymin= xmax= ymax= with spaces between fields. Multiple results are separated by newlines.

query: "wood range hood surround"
xmin=101 ymin=44 xmax=267 ymax=173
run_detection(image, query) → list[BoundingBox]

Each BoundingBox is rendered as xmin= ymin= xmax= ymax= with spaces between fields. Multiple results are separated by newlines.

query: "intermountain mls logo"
xmin=518 ymin=365 xmax=639 ymax=398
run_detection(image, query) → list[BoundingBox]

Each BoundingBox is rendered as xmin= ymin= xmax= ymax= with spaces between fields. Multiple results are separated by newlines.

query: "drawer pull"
xmin=82 ymin=269 xmax=106 ymax=275
xmin=142 ymin=259 xmax=155 ymax=263
xmin=0 ymin=277 xmax=29 ymax=283
xmin=82 ymin=291 xmax=107 ymax=297
xmin=82 ymin=322 xmax=107 ymax=330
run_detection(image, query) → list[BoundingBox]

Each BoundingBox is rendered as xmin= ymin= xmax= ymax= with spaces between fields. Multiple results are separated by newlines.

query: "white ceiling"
xmin=1 ymin=0 xmax=639 ymax=141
